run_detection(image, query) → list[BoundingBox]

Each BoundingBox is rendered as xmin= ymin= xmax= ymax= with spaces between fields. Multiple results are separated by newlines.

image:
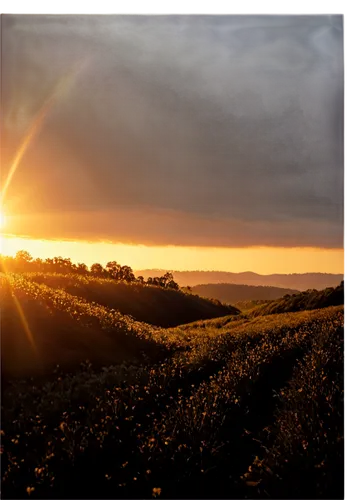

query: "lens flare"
xmin=1 ymin=58 xmax=90 ymax=204
xmin=0 ymin=59 xmax=90 ymax=357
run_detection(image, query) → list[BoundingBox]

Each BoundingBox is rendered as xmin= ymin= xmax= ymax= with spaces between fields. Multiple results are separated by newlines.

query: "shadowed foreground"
xmin=1 ymin=273 xmax=343 ymax=499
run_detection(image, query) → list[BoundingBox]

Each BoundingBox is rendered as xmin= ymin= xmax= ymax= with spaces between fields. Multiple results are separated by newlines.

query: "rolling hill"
xmin=249 ymin=282 xmax=344 ymax=317
xmin=1 ymin=270 xmax=343 ymax=500
xmin=135 ymin=269 xmax=343 ymax=290
xmin=190 ymin=283 xmax=299 ymax=304
xmin=18 ymin=272 xmax=238 ymax=327
xmin=0 ymin=272 xmax=237 ymax=377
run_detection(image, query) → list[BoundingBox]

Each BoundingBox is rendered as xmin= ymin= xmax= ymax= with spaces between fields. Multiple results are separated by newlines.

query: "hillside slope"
xmin=19 ymin=272 xmax=237 ymax=327
xmin=2 ymin=305 xmax=343 ymax=499
xmin=191 ymin=283 xmax=299 ymax=304
xmin=136 ymin=269 xmax=343 ymax=290
xmin=249 ymin=282 xmax=344 ymax=317
xmin=0 ymin=274 xmax=169 ymax=378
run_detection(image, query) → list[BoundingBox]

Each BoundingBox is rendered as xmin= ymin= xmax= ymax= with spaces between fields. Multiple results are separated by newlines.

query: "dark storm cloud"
xmin=7 ymin=207 xmax=341 ymax=249
xmin=1 ymin=15 xmax=343 ymax=247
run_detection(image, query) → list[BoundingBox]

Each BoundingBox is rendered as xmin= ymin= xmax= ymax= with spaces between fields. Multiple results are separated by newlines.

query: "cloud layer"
xmin=1 ymin=15 xmax=344 ymax=247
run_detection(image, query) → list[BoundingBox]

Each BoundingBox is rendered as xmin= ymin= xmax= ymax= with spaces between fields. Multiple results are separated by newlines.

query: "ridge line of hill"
xmin=134 ymin=270 xmax=343 ymax=290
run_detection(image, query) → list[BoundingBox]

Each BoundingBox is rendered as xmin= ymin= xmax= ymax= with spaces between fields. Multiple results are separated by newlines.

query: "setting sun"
xmin=0 ymin=14 xmax=344 ymax=500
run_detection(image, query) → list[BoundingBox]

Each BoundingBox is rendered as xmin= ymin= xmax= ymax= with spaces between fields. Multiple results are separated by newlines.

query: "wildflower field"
xmin=0 ymin=273 xmax=344 ymax=499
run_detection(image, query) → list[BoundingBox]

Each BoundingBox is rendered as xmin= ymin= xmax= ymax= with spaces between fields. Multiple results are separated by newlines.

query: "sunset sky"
xmin=0 ymin=15 xmax=344 ymax=273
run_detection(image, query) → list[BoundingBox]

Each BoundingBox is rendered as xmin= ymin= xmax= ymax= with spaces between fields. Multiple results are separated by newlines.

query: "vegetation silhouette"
xmin=0 ymin=251 xmax=180 ymax=290
xmin=0 ymin=254 xmax=344 ymax=499
xmin=135 ymin=269 xmax=343 ymax=290
xmin=248 ymin=281 xmax=344 ymax=317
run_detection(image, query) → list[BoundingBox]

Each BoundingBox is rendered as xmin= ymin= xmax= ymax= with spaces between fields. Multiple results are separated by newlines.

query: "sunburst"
xmin=0 ymin=58 xmax=90 ymax=356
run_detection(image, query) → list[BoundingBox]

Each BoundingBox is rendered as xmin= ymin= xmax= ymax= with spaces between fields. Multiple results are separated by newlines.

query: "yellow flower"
xmin=59 ymin=422 xmax=66 ymax=432
xmin=152 ymin=487 xmax=162 ymax=497
xmin=26 ymin=486 xmax=35 ymax=496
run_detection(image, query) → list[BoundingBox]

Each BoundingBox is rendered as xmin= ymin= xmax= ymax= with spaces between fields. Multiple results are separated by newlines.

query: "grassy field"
xmin=0 ymin=273 xmax=344 ymax=499
xmin=13 ymin=272 xmax=238 ymax=327
xmin=248 ymin=282 xmax=343 ymax=318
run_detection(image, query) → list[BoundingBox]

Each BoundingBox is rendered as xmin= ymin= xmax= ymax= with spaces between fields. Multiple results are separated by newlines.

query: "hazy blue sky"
xmin=1 ymin=15 xmax=343 ymax=248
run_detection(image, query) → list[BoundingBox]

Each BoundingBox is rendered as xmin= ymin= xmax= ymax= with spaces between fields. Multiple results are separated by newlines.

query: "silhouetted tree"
xmin=0 ymin=250 xmax=180 ymax=291
xmin=42 ymin=256 xmax=75 ymax=273
xmin=106 ymin=261 xmax=121 ymax=280
xmin=55 ymin=257 xmax=74 ymax=272
xmin=156 ymin=272 xmax=177 ymax=289
xmin=76 ymin=263 xmax=89 ymax=274
xmin=161 ymin=272 xmax=179 ymax=290
xmin=119 ymin=265 xmax=136 ymax=283
xmin=16 ymin=250 xmax=32 ymax=263
xmin=90 ymin=263 xmax=106 ymax=277
xmin=168 ymin=279 xmax=179 ymax=290
xmin=144 ymin=272 xmax=179 ymax=290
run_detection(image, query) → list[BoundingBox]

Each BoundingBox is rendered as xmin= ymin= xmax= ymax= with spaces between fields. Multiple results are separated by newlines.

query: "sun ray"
xmin=0 ymin=55 xmax=90 ymax=358
xmin=1 ymin=58 xmax=90 ymax=203
xmin=0 ymin=259 xmax=38 ymax=354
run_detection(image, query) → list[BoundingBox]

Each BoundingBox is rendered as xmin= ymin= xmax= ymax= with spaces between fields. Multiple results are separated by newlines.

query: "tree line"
xmin=0 ymin=250 xmax=180 ymax=290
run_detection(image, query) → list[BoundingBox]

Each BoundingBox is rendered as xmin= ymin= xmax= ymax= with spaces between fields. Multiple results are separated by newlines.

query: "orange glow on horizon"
xmin=0 ymin=234 xmax=344 ymax=275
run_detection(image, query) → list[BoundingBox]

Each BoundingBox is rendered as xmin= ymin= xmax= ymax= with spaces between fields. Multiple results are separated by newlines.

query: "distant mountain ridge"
xmin=134 ymin=270 xmax=343 ymax=291
xmin=191 ymin=283 xmax=300 ymax=304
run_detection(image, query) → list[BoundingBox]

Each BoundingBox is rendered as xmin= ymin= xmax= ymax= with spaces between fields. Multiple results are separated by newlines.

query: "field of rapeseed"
xmin=0 ymin=273 xmax=344 ymax=499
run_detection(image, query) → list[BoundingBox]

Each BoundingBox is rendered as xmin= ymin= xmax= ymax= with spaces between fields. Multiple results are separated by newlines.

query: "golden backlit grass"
xmin=248 ymin=282 xmax=343 ymax=318
xmin=0 ymin=271 xmax=344 ymax=499
xmin=242 ymin=317 xmax=344 ymax=497
xmin=10 ymin=271 xmax=237 ymax=326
